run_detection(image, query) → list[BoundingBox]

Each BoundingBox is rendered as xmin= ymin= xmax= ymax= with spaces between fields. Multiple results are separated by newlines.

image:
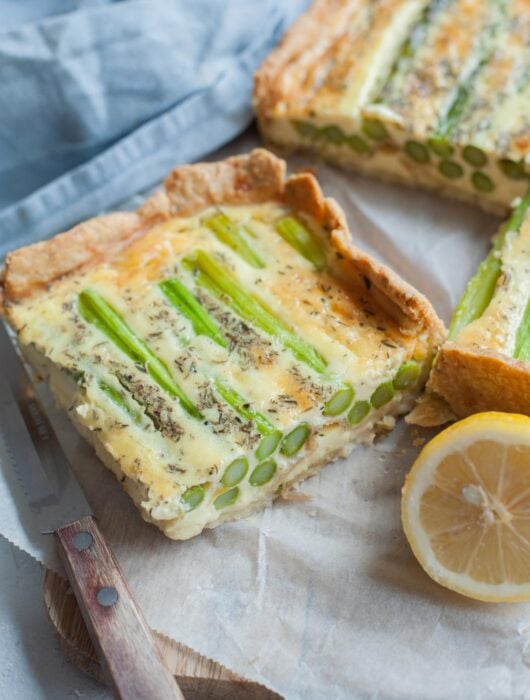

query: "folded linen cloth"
xmin=0 ymin=0 xmax=308 ymax=257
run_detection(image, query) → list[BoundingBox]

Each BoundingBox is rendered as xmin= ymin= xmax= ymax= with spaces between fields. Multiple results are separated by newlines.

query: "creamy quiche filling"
xmin=257 ymin=0 xmax=530 ymax=210
xmin=448 ymin=191 xmax=530 ymax=359
xmin=10 ymin=202 xmax=434 ymax=538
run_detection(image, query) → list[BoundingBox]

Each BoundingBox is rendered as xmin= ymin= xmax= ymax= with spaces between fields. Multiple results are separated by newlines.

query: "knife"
xmin=0 ymin=320 xmax=185 ymax=700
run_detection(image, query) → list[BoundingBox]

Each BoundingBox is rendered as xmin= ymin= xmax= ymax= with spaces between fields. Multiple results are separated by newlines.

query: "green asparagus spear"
xmin=214 ymin=378 xmax=283 ymax=461
xmin=213 ymin=487 xmax=239 ymax=510
xmin=249 ymin=459 xmax=277 ymax=486
xmin=394 ymin=361 xmax=421 ymax=390
xmin=449 ymin=189 xmax=530 ymax=338
xmin=321 ymin=125 xmax=347 ymax=145
xmin=280 ymin=423 xmax=310 ymax=456
xmin=98 ymin=380 xmax=142 ymax=424
xmin=181 ymin=485 xmax=205 ymax=511
xmin=347 ymin=400 xmax=370 ymax=425
xmin=434 ymin=7 xmax=503 ymax=140
xmin=362 ymin=119 xmax=390 ymax=142
xmin=347 ymin=134 xmax=371 ymax=155
xmin=292 ymin=120 xmax=321 ymax=140
xmin=159 ymin=278 xmax=227 ymax=347
xmin=471 ymin=171 xmax=494 ymax=193
xmin=183 ymin=250 xmax=328 ymax=374
xmin=499 ymin=158 xmax=527 ymax=180
xmin=373 ymin=1 xmax=439 ymax=104
xmin=438 ymin=160 xmax=463 ymax=179
xmin=405 ymin=141 xmax=430 ymax=163
xmin=221 ymin=457 xmax=249 ymax=487
xmin=204 ymin=212 xmax=264 ymax=269
xmin=213 ymin=377 xmax=279 ymax=435
xmin=322 ymin=385 xmax=354 ymax=416
xmin=275 ymin=217 xmax=326 ymax=270
xmin=162 ymin=279 xmax=281 ymax=456
xmin=427 ymin=138 xmax=454 ymax=157
xmin=436 ymin=81 xmax=475 ymax=139
xmin=514 ymin=298 xmax=530 ymax=361
xmin=371 ymin=381 xmax=395 ymax=409
xmin=462 ymin=145 xmax=487 ymax=167
xmin=78 ymin=289 xmax=201 ymax=418
xmin=255 ymin=432 xmax=282 ymax=460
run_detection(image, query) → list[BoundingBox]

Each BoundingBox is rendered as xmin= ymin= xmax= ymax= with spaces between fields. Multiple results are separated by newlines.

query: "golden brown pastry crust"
xmin=2 ymin=213 xmax=143 ymax=303
xmin=2 ymin=150 xmax=286 ymax=304
xmin=427 ymin=342 xmax=530 ymax=418
xmin=1 ymin=149 xmax=445 ymax=348
xmin=254 ymin=0 xmax=345 ymax=119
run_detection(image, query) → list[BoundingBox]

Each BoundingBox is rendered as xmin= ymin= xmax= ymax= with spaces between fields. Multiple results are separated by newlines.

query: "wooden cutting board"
xmin=43 ymin=568 xmax=281 ymax=699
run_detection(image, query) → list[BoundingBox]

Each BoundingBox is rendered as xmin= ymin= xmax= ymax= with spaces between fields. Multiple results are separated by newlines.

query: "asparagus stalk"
xmin=161 ymin=279 xmax=282 ymax=458
xmin=374 ymin=1 xmax=435 ymax=104
xmin=213 ymin=377 xmax=279 ymax=436
xmin=275 ymin=217 xmax=326 ymax=270
xmin=514 ymin=298 xmax=530 ymax=361
xmin=221 ymin=457 xmax=249 ymax=487
xmin=347 ymin=400 xmax=370 ymax=425
xmin=214 ymin=378 xmax=282 ymax=461
xmin=280 ymin=423 xmax=310 ymax=456
xmin=434 ymin=6 xmax=503 ymax=141
xmin=204 ymin=212 xmax=264 ymax=269
xmin=213 ymin=487 xmax=239 ymax=510
xmin=249 ymin=459 xmax=277 ymax=486
xmin=436 ymin=79 xmax=476 ymax=140
xmin=78 ymin=289 xmax=202 ymax=419
xmin=181 ymin=485 xmax=205 ymax=511
xmin=159 ymin=278 xmax=227 ymax=347
xmin=394 ymin=360 xmax=420 ymax=390
xmin=293 ymin=120 xmax=321 ymax=140
xmin=183 ymin=251 xmax=328 ymax=374
xmin=322 ymin=385 xmax=354 ymax=416
xmin=371 ymin=381 xmax=395 ymax=409
xmin=449 ymin=189 xmax=530 ymax=338
xmin=98 ymin=380 xmax=142 ymax=424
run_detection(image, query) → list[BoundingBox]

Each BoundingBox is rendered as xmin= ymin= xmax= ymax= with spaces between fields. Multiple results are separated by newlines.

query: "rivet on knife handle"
xmin=56 ymin=515 xmax=185 ymax=700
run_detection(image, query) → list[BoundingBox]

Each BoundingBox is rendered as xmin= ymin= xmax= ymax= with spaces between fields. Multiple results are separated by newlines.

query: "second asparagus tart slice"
xmin=412 ymin=189 xmax=530 ymax=422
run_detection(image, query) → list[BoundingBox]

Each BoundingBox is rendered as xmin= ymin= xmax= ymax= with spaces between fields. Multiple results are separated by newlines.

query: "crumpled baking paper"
xmin=3 ymin=130 xmax=530 ymax=700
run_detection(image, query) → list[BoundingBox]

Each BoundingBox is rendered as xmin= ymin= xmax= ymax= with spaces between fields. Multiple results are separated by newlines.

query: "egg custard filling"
xmin=255 ymin=0 xmax=530 ymax=212
xmin=3 ymin=151 xmax=443 ymax=539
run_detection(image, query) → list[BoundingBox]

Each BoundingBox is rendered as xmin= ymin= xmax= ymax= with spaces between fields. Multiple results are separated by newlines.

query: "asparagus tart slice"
xmin=2 ymin=150 xmax=444 ymax=539
xmin=410 ymin=189 xmax=530 ymax=423
xmin=255 ymin=0 xmax=530 ymax=214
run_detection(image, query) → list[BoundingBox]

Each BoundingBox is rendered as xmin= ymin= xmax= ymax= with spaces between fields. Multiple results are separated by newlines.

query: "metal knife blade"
xmin=0 ymin=320 xmax=92 ymax=533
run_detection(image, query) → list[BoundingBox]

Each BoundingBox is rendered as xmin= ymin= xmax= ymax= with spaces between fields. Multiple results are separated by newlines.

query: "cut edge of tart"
xmin=254 ymin=0 xmax=530 ymax=215
xmin=409 ymin=189 xmax=530 ymax=425
xmin=1 ymin=149 xmax=445 ymax=540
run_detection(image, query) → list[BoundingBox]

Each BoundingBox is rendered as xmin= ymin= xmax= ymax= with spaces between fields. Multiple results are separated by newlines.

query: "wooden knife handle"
xmin=55 ymin=515 xmax=185 ymax=700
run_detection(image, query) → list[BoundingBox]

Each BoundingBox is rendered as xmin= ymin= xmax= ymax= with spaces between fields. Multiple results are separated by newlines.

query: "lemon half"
xmin=402 ymin=412 xmax=530 ymax=602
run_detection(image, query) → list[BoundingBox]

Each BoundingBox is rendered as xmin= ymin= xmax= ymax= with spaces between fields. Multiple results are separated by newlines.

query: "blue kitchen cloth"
xmin=0 ymin=0 xmax=308 ymax=257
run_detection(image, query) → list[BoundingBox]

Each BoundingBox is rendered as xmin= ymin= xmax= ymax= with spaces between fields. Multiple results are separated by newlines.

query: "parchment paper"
xmin=3 ymin=129 xmax=530 ymax=700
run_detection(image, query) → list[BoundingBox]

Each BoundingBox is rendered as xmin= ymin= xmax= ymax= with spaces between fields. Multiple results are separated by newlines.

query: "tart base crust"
xmin=425 ymin=343 xmax=530 ymax=420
